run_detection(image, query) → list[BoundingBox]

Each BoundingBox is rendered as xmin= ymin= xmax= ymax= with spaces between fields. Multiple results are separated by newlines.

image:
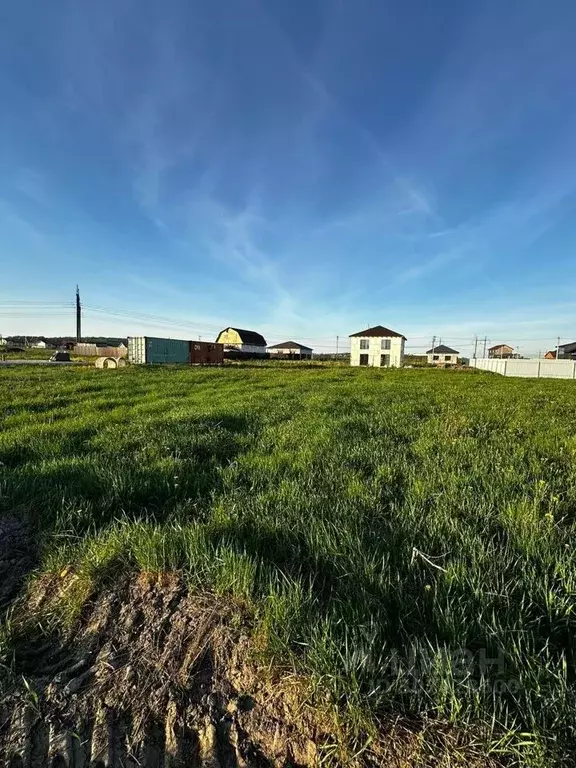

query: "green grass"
xmin=0 ymin=347 xmax=54 ymax=360
xmin=1 ymin=363 xmax=576 ymax=765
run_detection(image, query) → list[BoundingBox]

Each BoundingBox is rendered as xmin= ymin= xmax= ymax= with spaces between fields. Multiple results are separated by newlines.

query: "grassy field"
xmin=0 ymin=347 xmax=54 ymax=360
xmin=1 ymin=363 xmax=575 ymax=765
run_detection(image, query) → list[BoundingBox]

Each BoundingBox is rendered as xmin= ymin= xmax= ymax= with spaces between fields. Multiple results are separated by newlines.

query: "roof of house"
xmin=219 ymin=328 xmax=267 ymax=346
xmin=559 ymin=341 xmax=576 ymax=353
xmin=426 ymin=345 xmax=459 ymax=354
xmin=488 ymin=343 xmax=513 ymax=351
xmin=349 ymin=325 xmax=406 ymax=339
xmin=544 ymin=350 xmax=557 ymax=358
xmin=268 ymin=341 xmax=313 ymax=351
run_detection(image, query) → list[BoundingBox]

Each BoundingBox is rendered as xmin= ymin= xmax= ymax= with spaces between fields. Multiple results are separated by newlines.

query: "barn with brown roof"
xmin=216 ymin=327 xmax=267 ymax=355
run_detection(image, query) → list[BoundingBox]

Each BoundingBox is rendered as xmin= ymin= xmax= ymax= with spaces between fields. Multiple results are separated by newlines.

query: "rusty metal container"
xmin=188 ymin=341 xmax=224 ymax=365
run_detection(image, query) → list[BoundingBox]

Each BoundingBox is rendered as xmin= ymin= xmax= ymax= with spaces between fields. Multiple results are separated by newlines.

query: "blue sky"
xmin=1 ymin=0 xmax=575 ymax=355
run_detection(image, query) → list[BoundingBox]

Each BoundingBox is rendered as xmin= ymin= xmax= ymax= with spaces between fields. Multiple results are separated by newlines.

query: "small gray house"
xmin=268 ymin=341 xmax=313 ymax=359
xmin=558 ymin=341 xmax=576 ymax=360
xmin=426 ymin=345 xmax=459 ymax=366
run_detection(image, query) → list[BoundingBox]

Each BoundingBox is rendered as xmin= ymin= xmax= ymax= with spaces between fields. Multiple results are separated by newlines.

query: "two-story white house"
xmin=426 ymin=344 xmax=459 ymax=366
xmin=349 ymin=326 xmax=406 ymax=367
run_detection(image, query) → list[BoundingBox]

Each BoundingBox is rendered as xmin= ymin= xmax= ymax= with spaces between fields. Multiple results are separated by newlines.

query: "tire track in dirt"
xmin=4 ymin=701 xmax=261 ymax=766
xmin=0 ymin=574 xmax=321 ymax=767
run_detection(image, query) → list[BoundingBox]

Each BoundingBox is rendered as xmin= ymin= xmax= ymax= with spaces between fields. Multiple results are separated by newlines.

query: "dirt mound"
xmin=0 ymin=574 xmax=324 ymax=767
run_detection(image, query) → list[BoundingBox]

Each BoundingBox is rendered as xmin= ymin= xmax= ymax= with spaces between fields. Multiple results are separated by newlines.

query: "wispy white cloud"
xmin=393 ymin=172 xmax=576 ymax=284
xmin=13 ymin=0 xmax=570 ymax=348
xmin=396 ymin=249 xmax=464 ymax=283
xmin=11 ymin=169 xmax=49 ymax=206
xmin=123 ymin=37 xmax=203 ymax=219
xmin=0 ymin=199 xmax=44 ymax=245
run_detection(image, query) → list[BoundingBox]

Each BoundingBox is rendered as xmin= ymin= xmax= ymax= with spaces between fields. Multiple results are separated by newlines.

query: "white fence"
xmin=470 ymin=358 xmax=576 ymax=380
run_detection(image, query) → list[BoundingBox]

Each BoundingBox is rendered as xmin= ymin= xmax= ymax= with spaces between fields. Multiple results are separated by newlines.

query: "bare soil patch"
xmin=0 ymin=573 xmax=330 ymax=767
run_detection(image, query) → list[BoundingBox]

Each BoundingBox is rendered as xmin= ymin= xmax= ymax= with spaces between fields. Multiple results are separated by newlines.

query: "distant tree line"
xmin=4 ymin=336 xmax=128 ymax=347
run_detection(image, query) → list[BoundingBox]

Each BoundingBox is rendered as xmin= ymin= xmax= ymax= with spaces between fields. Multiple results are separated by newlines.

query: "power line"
xmin=83 ymin=303 xmax=492 ymax=342
xmin=0 ymin=304 xmax=73 ymax=308
xmin=2 ymin=297 xmax=572 ymax=352
xmin=84 ymin=305 xmax=225 ymax=333
xmin=0 ymin=312 xmax=73 ymax=317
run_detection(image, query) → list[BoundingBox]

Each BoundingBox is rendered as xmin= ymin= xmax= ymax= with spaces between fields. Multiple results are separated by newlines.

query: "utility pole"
xmin=482 ymin=336 xmax=487 ymax=358
xmin=473 ymin=335 xmax=478 ymax=359
xmin=76 ymin=285 xmax=82 ymax=342
xmin=431 ymin=335 xmax=436 ymax=363
xmin=556 ymin=336 xmax=561 ymax=360
xmin=336 ymin=335 xmax=339 ymax=356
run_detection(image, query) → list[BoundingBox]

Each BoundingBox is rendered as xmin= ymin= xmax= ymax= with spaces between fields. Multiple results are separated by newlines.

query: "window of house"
xmin=381 ymin=339 xmax=391 ymax=350
xmin=380 ymin=354 xmax=390 ymax=367
xmin=433 ymin=355 xmax=439 ymax=360
xmin=359 ymin=354 xmax=369 ymax=366
xmin=360 ymin=339 xmax=369 ymax=350
xmin=445 ymin=355 xmax=452 ymax=361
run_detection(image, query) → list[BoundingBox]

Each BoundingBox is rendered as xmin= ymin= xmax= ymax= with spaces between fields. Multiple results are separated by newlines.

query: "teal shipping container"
xmin=128 ymin=336 xmax=190 ymax=364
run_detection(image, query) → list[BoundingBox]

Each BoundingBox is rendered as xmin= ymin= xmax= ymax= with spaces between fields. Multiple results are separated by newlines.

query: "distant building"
xmin=31 ymin=339 xmax=47 ymax=349
xmin=0 ymin=337 xmax=6 ymax=346
xmin=349 ymin=325 xmax=406 ymax=368
xmin=216 ymin=327 xmax=267 ymax=355
xmin=488 ymin=344 xmax=514 ymax=359
xmin=426 ymin=344 xmax=459 ymax=366
xmin=544 ymin=350 xmax=557 ymax=360
xmin=268 ymin=341 xmax=313 ymax=359
xmin=558 ymin=341 xmax=576 ymax=360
